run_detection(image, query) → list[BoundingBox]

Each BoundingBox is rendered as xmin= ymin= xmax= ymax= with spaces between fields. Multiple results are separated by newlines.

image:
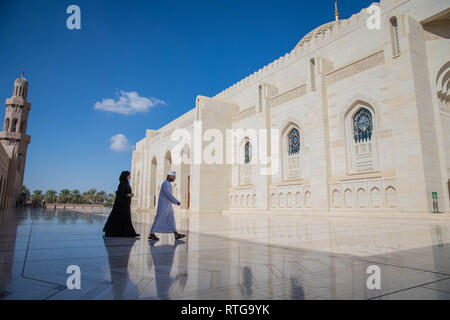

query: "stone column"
xmin=384 ymin=15 xmax=445 ymax=212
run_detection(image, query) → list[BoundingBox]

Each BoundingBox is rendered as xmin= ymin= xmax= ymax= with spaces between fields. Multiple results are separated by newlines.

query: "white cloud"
xmin=110 ymin=134 xmax=134 ymax=152
xmin=94 ymin=90 xmax=166 ymax=115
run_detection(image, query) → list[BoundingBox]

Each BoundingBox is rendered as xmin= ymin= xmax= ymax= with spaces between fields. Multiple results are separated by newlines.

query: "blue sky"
xmin=0 ymin=0 xmax=374 ymax=194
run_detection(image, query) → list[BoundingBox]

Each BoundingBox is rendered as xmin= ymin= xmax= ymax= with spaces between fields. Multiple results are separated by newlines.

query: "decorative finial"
xmin=21 ymin=69 xmax=24 ymax=78
xmin=335 ymin=1 xmax=340 ymax=22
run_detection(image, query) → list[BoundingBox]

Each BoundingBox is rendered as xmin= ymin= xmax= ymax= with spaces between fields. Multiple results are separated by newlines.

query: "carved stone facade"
xmin=132 ymin=0 xmax=450 ymax=214
xmin=330 ymin=178 xmax=397 ymax=210
xmin=326 ymin=51 xmax=385 ymax=85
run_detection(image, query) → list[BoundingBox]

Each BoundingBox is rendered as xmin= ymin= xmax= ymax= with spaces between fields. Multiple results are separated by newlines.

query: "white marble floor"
xmin=0 ymin=209 xmax=449 ymax=300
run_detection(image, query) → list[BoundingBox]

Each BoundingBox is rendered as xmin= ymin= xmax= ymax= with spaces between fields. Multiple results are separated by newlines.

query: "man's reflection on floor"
xmin=240 ymin=266 xmax=253 ymax=297
xmin=148 ymin=240 xmax=188 ymax=299
xmin=103 ymin=237 xmax=138 ymax=299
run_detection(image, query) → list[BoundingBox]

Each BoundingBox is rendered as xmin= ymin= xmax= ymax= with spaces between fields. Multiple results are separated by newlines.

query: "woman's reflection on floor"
xmin=103 ymin=237 xmax=138 ymax=299
xmin=148 ymin=240 xmax=188 ymax=299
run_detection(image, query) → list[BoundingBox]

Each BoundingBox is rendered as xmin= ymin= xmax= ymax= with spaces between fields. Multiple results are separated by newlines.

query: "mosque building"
xmin=131 ymin=0 xmax=450 ymax=214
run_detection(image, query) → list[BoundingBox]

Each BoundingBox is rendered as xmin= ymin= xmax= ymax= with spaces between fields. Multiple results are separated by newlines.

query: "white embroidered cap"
xmin=168 ymin=171 xmax=176 ymax=176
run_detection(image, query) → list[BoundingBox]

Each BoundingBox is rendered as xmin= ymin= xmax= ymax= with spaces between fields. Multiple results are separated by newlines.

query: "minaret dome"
xmin=13 ymin=70 xmax=29 ymax=99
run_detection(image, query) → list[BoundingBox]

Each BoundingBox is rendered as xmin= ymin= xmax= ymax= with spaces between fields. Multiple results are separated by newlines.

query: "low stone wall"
xmin=46 ymin=204 xmax=110 ymax=214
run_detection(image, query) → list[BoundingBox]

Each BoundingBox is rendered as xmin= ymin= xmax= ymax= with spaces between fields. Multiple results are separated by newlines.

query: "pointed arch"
xmin=332 ymin=189 xmax=340 ymax=208
xmin=238 ymin=136 xmax=256 ymax=165
xmin=304 ymin=191 xmax=311 ymax=208
xmin=295 ymin=192 xmax=302 ymax=208
xmin=164 ymin=150 xmax=172 ymax=177
xmin=341 ymin=95 xmax=380 ymax=124
xmin=344 ymin=100 xmax=378 ymax=173
xmin=271 ymin=193 xmax=278 ymax=208
xmin=279 ymin=192 xmax=285 ymax=208
xmin=4 ymin=118 xmax=10 ymax=131
xmin=357 ymin=188 xmax=368 ymax=208
xmin=436 ymin=62 xmax=450 ymax=112
xmin=244 ymin=140 xmax=252 ymax=164
xmin=280 ymin=121 xmax=303 ymax=181
xmin=386 ymin=186 xmax=397 ymax=208
xmin=280 ymin=120 xmax=303 ymax=145
xmin=11 ymin=118 xmax=18 ymax=132
xmin=287 ymin=192 xmax=293 ymax=208
xmin=370 ymin=187 xmax=381 ymax=208
xmin=344 ymin=189 xmax=353 ymax=208
xmin=182 ymin=144 xmax=191 ymax=164
xmin=239 ymin=136 xmax=254 ymax=185
xmin=150 ymin=156 xmax=157 ymax=208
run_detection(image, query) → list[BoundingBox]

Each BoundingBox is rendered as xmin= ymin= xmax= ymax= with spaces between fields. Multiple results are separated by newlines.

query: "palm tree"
xmin=31 ymin=190 xmax=43 ymax=203
xmin=107 ymin=193 xmax=115 ymax=202
xmin=71 ymin=189 xmax=81 ymax=204
xmin=86 ymin=189 xmax=96 ymax=204
xmin=27 ymin=188 xmax=116 ymax=205
xmin=44 ymin=190 xmax=57 ymax=203
xmin=81 ymin=191 xmax=89 ymax=204
xmin=58 ymin=189 xmax=71 ymax=204
xmin=94 ymin=191 xmax=106 ymax=204
xmin=22 ymin=185 xmax=30 ymax=197
xmin=104 ymin=193 xmax=116 ymax=207
xmin=22 ymin=185 xmax=31 ymax=202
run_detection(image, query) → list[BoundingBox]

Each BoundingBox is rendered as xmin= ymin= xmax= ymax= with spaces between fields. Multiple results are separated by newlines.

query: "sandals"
xmin=148 ymin=233 xmax=186 ymax=240
xmin=148 ymin=234 xmax=159 ymax=241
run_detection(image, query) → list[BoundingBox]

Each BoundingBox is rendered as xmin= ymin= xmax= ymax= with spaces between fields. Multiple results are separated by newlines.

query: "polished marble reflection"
xmin=0 ymin=208 xmax=449 ymax=300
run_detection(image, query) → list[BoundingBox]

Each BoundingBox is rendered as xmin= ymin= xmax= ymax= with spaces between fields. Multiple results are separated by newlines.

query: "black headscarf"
xmin=119 ymin=171 xmax=130 ymax=185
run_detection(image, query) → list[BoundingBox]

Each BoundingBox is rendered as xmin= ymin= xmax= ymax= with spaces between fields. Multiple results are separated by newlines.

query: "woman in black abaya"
xmin=103 ymin=171 xmax=140 ymax=237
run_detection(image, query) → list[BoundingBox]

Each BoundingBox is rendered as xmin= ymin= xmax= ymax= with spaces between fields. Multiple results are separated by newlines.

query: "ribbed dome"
xmin=294 ymin=20 xmax=343 ymax=50
xmin=14 ymin=72 xmax=28 ymax=87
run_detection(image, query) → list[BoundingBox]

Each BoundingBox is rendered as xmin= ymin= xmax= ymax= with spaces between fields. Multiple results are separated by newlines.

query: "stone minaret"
xmin=0 ymin=71 xmax=31 ymax=199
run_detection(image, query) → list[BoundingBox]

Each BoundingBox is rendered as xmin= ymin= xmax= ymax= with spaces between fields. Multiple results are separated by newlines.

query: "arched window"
xmin=345 ymin=102 xmax=377 ymax=173
xmin=282 ymin=124 xmax=302 ymax=180
xmin=240 ymin=139 xmax=254 ymax=185
xmin=244 ymin=141 xmax=252 ymax=164
xmin=288 ymin=128 xmax=300 ymax=155
xmin=4 ymin=118 xmax=10 ymax=131
xmin=150 ymin=157 xmax=157 ymax=208
xmin=353 ymin=108 xmax=373 ymax=143
xmin=11 ymin=119 xmax=18 ymax=132
xmin=436 ymin=62 xmax=449 ymax=113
